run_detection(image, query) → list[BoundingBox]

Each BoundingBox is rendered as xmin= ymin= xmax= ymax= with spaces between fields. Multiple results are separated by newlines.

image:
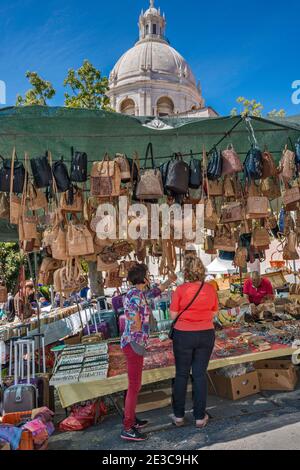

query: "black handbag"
xmin=189 ymin=152 xmax=202 ymax=189
xmin=160 ymin=160 xmax=172 ymax=196
xmin=127 ymin=157 xmax=139 ymax=183
xmin=0 ymin=155 xmax=25 ymax=194
xmin=295 ymin=138 xmax=300 ymax=166
xmin=31 ymin=153 xmax=52 ymax=188
xmin=169 ymin=282 xmax=204 ymax=340
xmin=70 ymin=148 xmax=88 ymax=183
xmin=52 ymin=158 xmax=71 ymax=193
xmin=165 ymin=153 xmax=189 ymax=195
xmin=243 ymin=145 xmax=263 ymax=180
xmin=207 ymin=148 xmax=223 ymax=180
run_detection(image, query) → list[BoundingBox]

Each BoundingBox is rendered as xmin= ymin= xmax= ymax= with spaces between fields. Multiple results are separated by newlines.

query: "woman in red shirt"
xmin=170 ymin=254 xmax=218 ymax=429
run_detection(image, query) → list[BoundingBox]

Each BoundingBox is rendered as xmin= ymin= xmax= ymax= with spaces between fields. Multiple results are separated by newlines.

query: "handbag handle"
xmin=144 ymin=143 xmax=155 ymax=169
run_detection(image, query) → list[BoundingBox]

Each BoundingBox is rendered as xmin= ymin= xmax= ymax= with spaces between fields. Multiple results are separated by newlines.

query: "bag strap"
xmin=9 ymin=147 xmax=16 ymax=196
xmin=172 ymin=282 xmax=205 ymax=328
xmin=144 ymin=143 xmax=155 ymax=169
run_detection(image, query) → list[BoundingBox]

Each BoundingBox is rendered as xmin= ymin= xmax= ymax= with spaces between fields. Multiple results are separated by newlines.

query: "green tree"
xmin=0 ymin=243 xmax=26 ymax=292
xmin=231 ymin=97 xmax=286 ymax=118
xmin=64 ymin=60 xmax=111 ymax=110
xmin=16 ymin=71 xmax=56 ymax=106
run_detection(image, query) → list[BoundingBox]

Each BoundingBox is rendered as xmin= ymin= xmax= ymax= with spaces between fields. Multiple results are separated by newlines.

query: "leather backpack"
xmin=207 ymin=148 xmax=223 ymax=180
xmin=90 ymin=153 xmax=121 ymax=198
xmin=52 ymin=158 xmax=71 ymax=193
xmin=261 ymin=150 xmax=277 ymax=179
xmin=30 ymin=152 xmax=52 ymax=188
xmin=243 ymin=145 xmax=263 ymax=180
xmin=114 ymin=154 xmax=131 ymax=182
xmin=189 ymin=153 xmax=202 ymax=189
xmin=279 ymin=145 xmax=296 ymax=184
xmin=70 ymin=148 xmax=88 ymax=183
xmin=0 ymin=151 xmax=25 ymax=194
xmin=221 ymin=145 xmax=243 ymax=175
xmin=165 ymin=153 xmax=189 ymax=195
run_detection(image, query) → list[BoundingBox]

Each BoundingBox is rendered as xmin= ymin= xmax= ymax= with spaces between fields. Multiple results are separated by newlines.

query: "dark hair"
xmin=127 ymin=264 xmax=148 ymax=286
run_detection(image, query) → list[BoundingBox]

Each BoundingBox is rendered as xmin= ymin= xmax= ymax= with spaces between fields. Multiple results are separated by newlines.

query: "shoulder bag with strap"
xmin=169 ymin=282 xmax=204 ymax=340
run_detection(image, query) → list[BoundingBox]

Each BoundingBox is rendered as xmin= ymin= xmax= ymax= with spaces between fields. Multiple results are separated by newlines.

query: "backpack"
xmin=207 ymin=148 xmax=223 ymax=180
xmin=243 ymin=146 xmax=263 ymax=180
xmin=189 ymin=153 xmax=202 ymax=189
xmin=70 ymin=148 xmax=88 ymax=183
xmin=165 ymin=153 xmax=189 ymax=195
xmin=31 ymin=153 xmax=52 ymax=188
xmin=52 ymin=158 xmax=71 ymax=192
xmin=0 ymin=152 xmax=25 ymax=194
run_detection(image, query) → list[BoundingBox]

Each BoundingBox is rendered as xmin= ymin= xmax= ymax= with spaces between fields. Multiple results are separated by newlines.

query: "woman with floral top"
xmin=120 ymin=264 xmax=176 ymax=442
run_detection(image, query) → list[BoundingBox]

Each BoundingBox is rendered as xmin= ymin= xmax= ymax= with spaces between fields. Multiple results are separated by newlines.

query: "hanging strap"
xmin=144 ymin=143 xmax=155 ymax=169
xmin=9 ymin=147 xmax=16 ymax=196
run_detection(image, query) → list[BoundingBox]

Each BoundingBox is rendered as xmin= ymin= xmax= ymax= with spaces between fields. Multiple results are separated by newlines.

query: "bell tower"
xmin=138 ymin=0 xmax=167 ymax=43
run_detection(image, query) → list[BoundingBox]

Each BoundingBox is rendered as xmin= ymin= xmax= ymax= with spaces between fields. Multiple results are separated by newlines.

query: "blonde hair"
xmin=184 ymin=254 xmax=206 ymax=282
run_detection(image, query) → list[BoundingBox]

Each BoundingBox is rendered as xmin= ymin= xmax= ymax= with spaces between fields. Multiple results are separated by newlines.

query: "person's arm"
xmin=169 ymin=287 xmax=180 ymax=320
xmin=264 ymin=279 xmax=275 ymax=301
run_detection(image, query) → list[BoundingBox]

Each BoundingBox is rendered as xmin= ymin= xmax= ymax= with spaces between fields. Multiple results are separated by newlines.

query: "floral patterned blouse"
xmin=121 ymin=287 xmax=161 ymax=349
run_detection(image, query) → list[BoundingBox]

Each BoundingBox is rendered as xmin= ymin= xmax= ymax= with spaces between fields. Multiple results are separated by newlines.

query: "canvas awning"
xmin=206 ymin=257 xmax=237 ymax=274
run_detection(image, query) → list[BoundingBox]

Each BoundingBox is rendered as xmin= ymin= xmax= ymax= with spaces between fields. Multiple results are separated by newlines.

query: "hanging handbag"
xmin=221 ymin=202 xmax=245 ymax=223
xmin=114 ymin=154 xmax=131 ymax=182
xmin=282 ymin=231 xmax=299 ymax=260
xmin=27 ymin=182 xmax=48 ymax=211
xmin=207 ymin=179 xmax=223 ymax=197
xmin=51 ymin=223 xmax=68 ymax=261
xmin=52 ymin=158 xmax=71 ymax=193
xmin=204 ymin=235 xmax=216 ymax=254
xmin=0 ymin=151 xmax=25 ymax=194
xmin=105 ymin=269 xmax=123 ymax=288
xmin=97 ymin=255 xmax=119 ymax=272
xmin=38 ymin=257 xmax=62 ymax=285
xmin=295 ymin=138 xmax=300 ymax=166
xmin=207 ymin=148 xmax=223 ymax=180
xmin=70 ymin=147 xmax=88 ymax=183
xmin=165 ymin=153 xmax=189 ymax=195
xmin=127 ymin=153 xmax=139 ymax=184
xmin=251 ymin=227 xmax=270 ymax=250
xmin=90 ymin=153 xmax=121 ymax=198
xmin=243 ymin=145 xmax=263 ymax=180
xmin=246 ymin=196 xmax=269 ymax=219
xmin=0 ymin=284 xmax=7 ymax=303
xmin=60 ymin=186 xmax=84 ymax=213
xmin=19 ymin=156 xmax=38 ymax=241
xmin=66 ymin=222 xmax=94 ymax=257
xmin=261 ymin=150 xmax=277 ymax=179
xmin=213 ymin=225 xmax=236 ymax=252
xmin=0 ymin=193 xmax=9 ymax=219
xmin=30 ymin=152 xmax=52 ymax=188
xmin=135 ymin=144 xmax=164 ymax=200
xmin=223 ymin=175 xmax=235 ymax=198
xmin=204 ymin=198 xmax=219 ymax=230
xmin=221 ymin=145 xmax=243 ymax=175
xmin=189 ymin=152 xmax=202 ymax=189
xmin=260 ymin=176 xmax=281 ymax=200
xmin=283 ymin=185 xmax=300 ymax=206
xmin=168 ymin=282 xmax=204 ymax=340
xmin=279 ymin=145 xmax=296 ymax=184
xmin=233 ymin=247 xmax=248 ymax=269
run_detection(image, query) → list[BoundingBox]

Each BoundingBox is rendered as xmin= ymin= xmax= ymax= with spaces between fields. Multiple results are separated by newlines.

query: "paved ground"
xmin=48 ymin=378 xmax=300 ymax=451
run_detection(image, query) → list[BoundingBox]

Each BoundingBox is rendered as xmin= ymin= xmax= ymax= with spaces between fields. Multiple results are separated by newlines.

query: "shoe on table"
xmin=121 ymin=427 xmax=148 ymax=441
xmin=135 ymin=417 xmax=149 ymax=429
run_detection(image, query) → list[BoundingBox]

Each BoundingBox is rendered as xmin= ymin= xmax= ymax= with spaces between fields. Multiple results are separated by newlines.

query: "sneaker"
xmin=135 ymin=417 xmax=149 ymax=429
xmin=121 ymin=427 xmax=148 ymax=442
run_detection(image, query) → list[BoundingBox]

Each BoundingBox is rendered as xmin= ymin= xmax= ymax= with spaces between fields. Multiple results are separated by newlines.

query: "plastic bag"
xmin=217 ymin=362 xmax=255 ymax=378
xmin=59 ymin=400 xmax=107 ymax=432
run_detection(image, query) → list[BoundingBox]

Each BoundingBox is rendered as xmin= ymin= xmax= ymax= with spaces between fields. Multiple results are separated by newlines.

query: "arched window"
xmin=120 ymin=98 xmax=136 ymax=116
xmin=146 ymin=24 xmax=149 ymax=35
xmin=157 ymin=97 xmax=174 ymax=116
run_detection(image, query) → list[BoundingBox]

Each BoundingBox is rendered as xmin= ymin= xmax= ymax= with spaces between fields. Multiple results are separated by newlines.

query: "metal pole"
xmin=27 ymin=254 xmax=41 ymax=373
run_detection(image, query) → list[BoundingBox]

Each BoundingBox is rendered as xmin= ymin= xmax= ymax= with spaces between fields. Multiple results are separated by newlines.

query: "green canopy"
xmin=0 ymin=106 xmax=299 ymax=241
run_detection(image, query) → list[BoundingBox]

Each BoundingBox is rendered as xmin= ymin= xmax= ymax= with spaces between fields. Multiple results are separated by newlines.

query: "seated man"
xmin=243 ymin=271 xmax=274 ymax=306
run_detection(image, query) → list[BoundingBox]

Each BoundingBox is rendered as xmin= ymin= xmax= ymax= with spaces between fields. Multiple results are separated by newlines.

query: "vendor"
xmin=243 ymin=271 xmax=274 ymax=306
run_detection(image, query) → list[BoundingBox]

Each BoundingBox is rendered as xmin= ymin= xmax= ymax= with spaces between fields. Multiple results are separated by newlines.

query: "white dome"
xmin=110 ymin=41 xmax=197 ymax=89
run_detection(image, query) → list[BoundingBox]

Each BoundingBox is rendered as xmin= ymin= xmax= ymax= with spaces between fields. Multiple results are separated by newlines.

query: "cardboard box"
xmin=136 ymin=391 xmax=171 ymax=413
xmin=63 ymin=332 xmax=83 ymax=345
xmin=208 ymin=370 xmax=260 ymax=400
xmin=254 ymin=360 xmax=298 ymax=391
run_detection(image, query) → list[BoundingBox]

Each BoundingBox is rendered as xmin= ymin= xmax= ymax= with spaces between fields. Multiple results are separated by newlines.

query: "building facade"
xmin=108 ymin=0 xmax=217 ymax=118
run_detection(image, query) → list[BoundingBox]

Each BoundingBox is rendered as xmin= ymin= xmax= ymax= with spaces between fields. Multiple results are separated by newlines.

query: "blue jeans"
xmin=172 ymin=329 xmax=215 ymax=420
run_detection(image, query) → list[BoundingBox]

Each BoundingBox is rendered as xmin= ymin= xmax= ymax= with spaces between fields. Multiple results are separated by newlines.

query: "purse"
xmin=189 ymin=153 xmax=202 ymax=189
xmin=168 ymin=282 xmax=204 ymax=340
xmin=90 ymin=153 xmax=121 ymax=198
xmin=0 ymin=149 xmax=25 ymax=194
xmin=97 ymin=256 xmax=119 ymax=272
xmin=136 ymin=144 xmax=164 ymax=200
xmin=282 ymin=231 xmax=299 ymax=260
xmin=204 ymin=198 xmax=219 ymax=230
xmin=213 ymin=225 xmax=236 ymax=252
xmin=251 ymin=227 xmax=270 ymax=250
xmin=243 ymin=145 xmax=263 ymax=180
xmin=114 ymin=154 xmax=131 ymax=182
xmin=221 ymin=145 xmax=243 ymax=175
xmin=30 ymin=153 xmax=52 ymax=188
xmin=70 ymin=148 xmax=88 ymax=183
xmin=165 ymin=153 xmax=189 ymax=195
xmin=260 ymin=176 xmax=281 ymax=200
xmin=233 ymin=247 xmax=248 ymax=269
xmin=204 ymin=235 xmax=216 ymax=254
xmin=207 ymin=179 xmax=223 ymax=197
xmin=27 ymin=183 xmax=48 ymax=211
xmin=279 ymin=145 xmax=296 ymax=184
xmin=60 ymin=186 xmax=84 ymax=213
xmin=51 ymin=223 xmax=68 ymax=261
xmin=261 ymin=150 xmax=277 ymax=179
xmin=221 ymin=202 xmax=245 ymax=223
xmin=66 ymin=222 xmax=94 ymax=257
xmin=0 ymin=193 xmax=9 ymax=219
xmin=52 ymin=158 xmax=71 ymax=193
xmin=223 ymin=175 xmax=235 ymax=198
xmin=246 ymin=196 xmax=269 ymax=219
xmin=283 ymin=185 xmax=300 ymax=206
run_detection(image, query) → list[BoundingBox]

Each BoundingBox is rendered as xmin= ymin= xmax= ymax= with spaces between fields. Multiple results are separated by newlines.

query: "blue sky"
xmin=0 ymin=0 xmax=299 ymax=116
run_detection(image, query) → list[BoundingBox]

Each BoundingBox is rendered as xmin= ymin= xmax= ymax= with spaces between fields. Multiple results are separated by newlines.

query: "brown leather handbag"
xmin=261 ymin=150 xmax=277 ymax=179
xmin=282 ymin=231 xmax=299 ymax=260
xmin=136 ymin=145 xmax=164 ymax=200
xmin=114 ymin=153 xmax=131 ymax=182
xmin=260 ymin=176 xmax=282 ymax=200
xmin=233 ymin=247 xmax=248 ymax=268
xmin=66 ymin=222 xmax=94 ymax=257
xmin=60 ymin=187 xmax=84 ymax=213
xmin=251 ymin=227 xmax=270 ymax=250
xmin=221 ymin=202 xmax=245 ymax=223
xmin=28 ymin=182 xmax=48 ymax=211
xmin=279 ymin=146 xmax=296 ymax=184
xmin=223 ymin=175 xmax=235 ymax=198
xmin=207 ymin=179 xmax=223 ymax=197
xmin=283 ymin=185 xmax=300 ymax=206
xmin=221 ymin=145 xmax=243 ymax=175
xmin=204 ymin=235 xmax=216 ymax=254
xmin=97 ymin=255 xmax=119 ymax=272
xmin=213 ymin=225 xmax=236 ymax=252
xmin=90 ymin=154 xmax=121 ymax=197
xmin=38 ymin=257 xmax=62 ymax=285
xmin=246 ymin=196 xmax=269 ymax=219
xmin=204 ymin=198 xmax=219 ymax=230
xmin=51 ymin=224 xmax=68 ymax=261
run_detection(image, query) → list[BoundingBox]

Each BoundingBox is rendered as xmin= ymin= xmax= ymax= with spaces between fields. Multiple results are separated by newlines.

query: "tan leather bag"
xmin=261 ymin=151 xmax=277 ymax=179
xmin=283 ymin=231 xmax=299 ymax=260
xmin=223 ymin=175 xmax=235 ymax=198
xmin=97 ymin=256 xmax=119 ymax=272
xmin=260 ymin=177 xmax=281 ymax=200
xmin=114 ymin=154 xmax=131 ymax=182
xmin=246 ymin=196 xmax=269 ymax=219
xmin=66 ymin=222 xmax=94 ymax=257
xmin=28 ymin=183 xmax=48 ymax=211
xmin=204 ymin=198 xmax=219 ymax=230
xmin=251 ymin=227 xmax=270 ymax=249
xmin=221 ymin=202 xmax=244 ymax=223
xmin=38 ymin=257 xmax=62 ymax=285
xmin=60 ymin=187 xmax=84 ymax=213
xmin=283 ymin=185 xmax=300 ymax=206
xmin=208 ymin=179 xmax=223 ymax=197
xmin=0 ymin=193 xmax=9 ymax=220
xmin=279 ymin=146 xmax=296 ymax=183
xmin=221 ymin=145 xmax=243 ymax=175
xmin=19 ymin=215 xmax=38 ymax=241
xmin=105 ymin=269 xmax=123 ymax=288
xmin=233 ymin=247 xmax=248 ymax=268
xmin=213 ymin=225 xmax=236 ymax=252
xmin=204 ymin=235 xmax=216 ymax=254
xmin=136 ymin=168 xmax=164 ymax=200
xmin=90 ymin=154 xmax=121 ymax=197
xmin=0 ymin=285 xmax=8 ymax=303
xmin=51 ymin=224 xmax=68 ymax=260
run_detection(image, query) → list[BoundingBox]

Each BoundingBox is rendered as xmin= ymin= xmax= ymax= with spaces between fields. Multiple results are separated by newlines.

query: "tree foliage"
xmin=16 ymin=71 xmax=56 ymax=106
xmin=64 ymin=60 xmax=111 ymax=110
xmin=0 ymin=243 xmax=26 ymax=293
xmin=231 ymin=97 xmax=286 ymax=118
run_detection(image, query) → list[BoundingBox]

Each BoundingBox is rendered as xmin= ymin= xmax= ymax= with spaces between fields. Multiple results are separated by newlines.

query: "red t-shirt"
xmin=243 ymin=277 xmax=274 ymax=305
xmin=170 ymin=282 xmax=218 ymax=331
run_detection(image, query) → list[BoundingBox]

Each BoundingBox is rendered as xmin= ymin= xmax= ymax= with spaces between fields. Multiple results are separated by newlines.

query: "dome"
xmin=110 ymin=41 xmax=197 ymax=89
